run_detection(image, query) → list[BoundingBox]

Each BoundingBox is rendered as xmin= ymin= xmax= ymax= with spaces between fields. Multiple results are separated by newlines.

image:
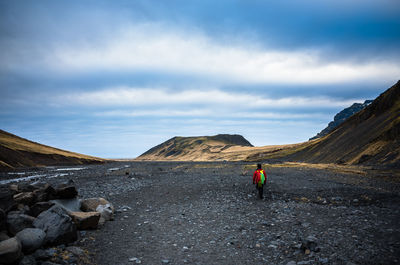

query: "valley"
xmin=1 ymin=161 xmax=398 ymax=264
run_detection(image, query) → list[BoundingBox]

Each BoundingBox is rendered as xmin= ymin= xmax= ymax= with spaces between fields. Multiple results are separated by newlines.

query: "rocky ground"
xmin=1 ymin=162 xmax=399 ymax=265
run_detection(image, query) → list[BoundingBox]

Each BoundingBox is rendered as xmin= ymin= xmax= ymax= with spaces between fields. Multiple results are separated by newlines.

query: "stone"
xmin=0 ymin=190 xmax=17 ymax=213
xmin=65 ymin=246 xmax=84 ymax=256
xmin=69 ymin=211 xmax=100 ymax=230
xmin=50 ymin=198 xmax=81 ymax=212
xmin=96 ymin=203 xmax=114 ymax=223
xmin=30 ymin=202 xmax=55 ymax=217
xmin=33 ymin=248 xmax=57 ymax=260
xmin=18 ymin=255 xmax=37 ymax=265
xmin=6 ymin=212 xmax=35 ymax=235
xmin=0 ymin=230 xmax=10 ymax=242
xmin=301 ymin=235 xmax=318 ymax=252
xmin=0 ymin=208 xmax=5 ymax=230
xmin=33 ymin=205 xmax=77 ymax=246
xmin=0 ymin=237 xmax=22 ymax=264
xmin=54 ymin=181 xmax=77 ymax=199
xmin=9 ymin=184 xmax=19 ymax=193
xmin=286 ymin=261 xmax=296 ymax=265
xmin=80 ymin=198 xmax=113 ymax=212
xmin=16 ymin=228 xmax=46 ymax=253
xmin=13 ymin=192 xmax=35 ymax=206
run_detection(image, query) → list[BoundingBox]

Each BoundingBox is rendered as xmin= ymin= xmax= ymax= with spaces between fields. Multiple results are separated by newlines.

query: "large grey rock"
xmin=30 ymin=202 xmax=55 ymax=217
xmin=6 ymin=212 xmax=35 ymax=235
xmin=16 ymin=228 xmax=46 ymax=253
xmin=0 ymin=237 xmax=22 ymax=264
xmin=50 ymin=198 xmax=81 ymax=212
xmin=33 ymin=205 xmax=77 ymax=246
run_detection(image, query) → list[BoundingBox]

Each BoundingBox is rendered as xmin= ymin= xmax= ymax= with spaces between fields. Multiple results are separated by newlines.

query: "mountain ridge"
xmin=0 ymin=130 xmax=105 ymax=170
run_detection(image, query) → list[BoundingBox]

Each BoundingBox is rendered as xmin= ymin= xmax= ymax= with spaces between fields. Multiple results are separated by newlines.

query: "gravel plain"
xmin=1 ymin=161 xmax=399 ymax=265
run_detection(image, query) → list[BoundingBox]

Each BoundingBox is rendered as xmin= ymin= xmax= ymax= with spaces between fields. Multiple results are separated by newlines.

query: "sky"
xmin=1 ymin=0 xmax=399 ymax=158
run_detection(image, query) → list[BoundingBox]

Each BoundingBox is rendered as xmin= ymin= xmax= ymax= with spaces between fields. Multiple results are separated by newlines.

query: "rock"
xmin=0 ymin=190 xmax=17 ymax=213
xmin=65 ymin=246 xmax=84 ymax=256
xmin=33 ymin=248 xmax=57 ymax=260
xmin=0 ymin=237 xmax=22 ymax=264
xmin=33 ymin=205 xmax=77 ymax=246
xmin=0 ymin=231 xmax=10 ymax=242
xmin=301 ymin=235 xmax=318 ymax=252
xmin=6 ymin=212 xmax=35 ymax=235
xmin=9 ymin=184 xmax=18 ymax=193
xmin=0 ymin=208 xmax=5 ymax=230
xmin=54 ymin=181 xmax=77 ymax=199
xmin=50 ymin=198 xmax=81 ymax=212
xmin=30 ymin=202 xmax=55 ymax=217
xmin=286 ymin=261 xmax=296 ymax=265
xmin=16 ymin=228 xmax=46 ymax=253
xmin=69 ymin=211 xmax=100 ymax=230
xmin=13 ymin=192 xmax=35 ymax=206
xmin=96 ymin=204 xmax=114 ymax=224
xmin=18 ymin=255 xmax=37 ymax=265
xmin=81 ymin=198 xmax=113 ymax=212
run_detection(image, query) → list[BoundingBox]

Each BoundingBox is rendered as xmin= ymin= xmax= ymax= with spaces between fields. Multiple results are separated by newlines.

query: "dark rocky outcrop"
xmin=310 ymin=100 xmax=372 ymax=140
xmin=16 ymin=228 xmax=46 ymax=253
xmin=33 ymin=205 xmax=78 ymax=246
xmin=6 ymin=212 xmax=35 ymax=235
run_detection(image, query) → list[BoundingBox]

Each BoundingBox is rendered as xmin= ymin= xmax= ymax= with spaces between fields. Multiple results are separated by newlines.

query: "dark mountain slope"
xmin=287 ymin=80 xmax=400 ymax=167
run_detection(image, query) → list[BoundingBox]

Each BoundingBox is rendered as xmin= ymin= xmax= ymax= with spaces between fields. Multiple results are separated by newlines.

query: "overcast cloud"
xmin=0 ymin=0 xmax=399 ymax=157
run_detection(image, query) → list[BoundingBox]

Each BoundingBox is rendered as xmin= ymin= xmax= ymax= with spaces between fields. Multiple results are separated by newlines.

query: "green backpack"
xmin=258 ymin=170 xmax=265 ymax=187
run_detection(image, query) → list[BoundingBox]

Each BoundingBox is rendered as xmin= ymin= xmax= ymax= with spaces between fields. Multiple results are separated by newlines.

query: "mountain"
xmin=309 ymin=100 xmax=373 ymax=140
xmin=137 ymin=134 xmax=254 ymax=161
xmin=284 ymin=80 xmax=400 ymax=167
xmin=0 ymin=130 xmax=105 ymax=170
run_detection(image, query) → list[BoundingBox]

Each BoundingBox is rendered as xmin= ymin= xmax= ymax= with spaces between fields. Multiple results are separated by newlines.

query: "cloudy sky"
xmin=1 ymin=0 xmax=399 ymax=158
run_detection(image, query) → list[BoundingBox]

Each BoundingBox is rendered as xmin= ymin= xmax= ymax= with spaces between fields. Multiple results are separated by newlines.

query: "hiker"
xmin=253 ymin=163 xmax=267 ymax=199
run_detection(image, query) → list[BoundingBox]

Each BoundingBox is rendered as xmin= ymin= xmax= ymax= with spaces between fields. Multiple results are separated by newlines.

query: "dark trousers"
xmin=256 ymin=184 xmax=264 ymax=199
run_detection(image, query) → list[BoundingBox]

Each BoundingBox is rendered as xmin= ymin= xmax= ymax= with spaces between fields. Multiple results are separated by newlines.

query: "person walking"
xmin=253 ymin=163 xmax=267 ymax=199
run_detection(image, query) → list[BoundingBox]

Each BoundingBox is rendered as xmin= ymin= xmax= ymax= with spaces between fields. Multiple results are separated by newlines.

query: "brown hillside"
xmin=0 ymin=130 xmax=105 ymax=170
xmin=284 ymin=80 xmax=400 ymax=167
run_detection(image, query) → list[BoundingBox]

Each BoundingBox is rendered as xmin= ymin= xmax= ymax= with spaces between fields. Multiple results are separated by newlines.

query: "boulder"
xmin=50 ymin=198 xmax=81 ymax=212
xmin=96 ymin=204 xmax=114 ymax=224
xmin=30 ymin=202 xmax=55 ymax=217
xmin=33 ymin=248 xmax=57 ymax=260
xmin=33 ymin=205 xmax=77 ymax=246
xmin=16 ymin=228 xmax=46 ymax=253
xmin=54 ymin=181 xmax=77 ymax=199
xmin=0 ymin=230 xmax=10 ymax=242
xmin=6 ymin=212 xmax=35 ymax=235
xmin=69 ymin=211 xmax=100 ymax=230
xmin=13 ymin=192 xmax=35 ymax=206
xmin=0 ymin=190 xmax=17 ymax=213
xmin=80 ymin=198 xmax=113 ymax=212
xmin=0 ymin=237 xmax=22 ymax=264
xmin=0 ymin=208 xmax=5 ymax=230
xmin=9 ymin=184 xmax=18 ymax=193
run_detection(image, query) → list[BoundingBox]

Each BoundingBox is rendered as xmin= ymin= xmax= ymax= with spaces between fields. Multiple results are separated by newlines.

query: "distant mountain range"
xmin=2 ymin=81 xmax=399 ymax=169
xmin=0 ymin=130 xmax=104 ymax=170
xmin=310 ymin=100 xmax=373 ymax=140
xmin=140 ymin=80 xmax=400 ymax=167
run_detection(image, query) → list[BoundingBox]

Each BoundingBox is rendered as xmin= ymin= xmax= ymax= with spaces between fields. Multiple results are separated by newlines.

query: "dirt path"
xmin=59 ymin=162 xmax=398 ymax=265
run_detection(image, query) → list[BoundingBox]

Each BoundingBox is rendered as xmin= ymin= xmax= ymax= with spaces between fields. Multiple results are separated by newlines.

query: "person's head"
xmin=257 ymin=163 xmax=262 ymax=169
